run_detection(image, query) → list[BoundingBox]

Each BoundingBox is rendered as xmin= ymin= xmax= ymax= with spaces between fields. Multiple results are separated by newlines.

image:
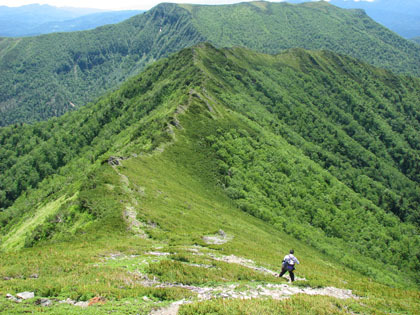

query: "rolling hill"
xmin=1 ymin=1 xmax=419 ymax=126
xmin=1 ymin=46 xmax=419 ymax=314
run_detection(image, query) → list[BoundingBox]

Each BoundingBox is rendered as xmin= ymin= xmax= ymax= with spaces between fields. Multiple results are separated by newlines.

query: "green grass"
xmin=178 ymin=294 xmax=394 ymax=315
xmin=1 ymin=44 xmax=419 ymax=313
xmin=1 ymin=134 xmax=419 ymax=313
xmin=1 ymin=195 xmax=73 ymax=251
xmin=2 ymin=128 xmax=419 ymax=313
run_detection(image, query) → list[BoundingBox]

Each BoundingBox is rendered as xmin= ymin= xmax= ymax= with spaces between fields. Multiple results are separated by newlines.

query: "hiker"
xmin=278 ymin=249 xmax=299 ymax=282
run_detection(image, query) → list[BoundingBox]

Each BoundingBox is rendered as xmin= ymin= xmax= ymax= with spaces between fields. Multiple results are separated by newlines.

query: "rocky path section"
xmin=205 ymin=252 xmax=306 ymax=282
xmin=154 ymin=282 xmax=357 ymax=300
xmin=148 ymin=283 xmax=359 ymax=315
xmin=144 ymin=246 xmax=357 ymax=314
xmin=110 ymin=160 xmax=151 ymax=238
xmin=150 ymin=301 xmax=184 ymax=315
xmin=202 ymin=229 xmax=233 ymax=245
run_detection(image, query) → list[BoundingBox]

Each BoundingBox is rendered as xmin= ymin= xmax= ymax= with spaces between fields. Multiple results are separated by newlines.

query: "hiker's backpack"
xmin=285 ymin=255 xmax=295 ymax=270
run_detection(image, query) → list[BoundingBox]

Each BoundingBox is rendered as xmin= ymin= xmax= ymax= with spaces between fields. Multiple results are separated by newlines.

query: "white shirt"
xmin=284 ymin=254 xmax=299 ymax=265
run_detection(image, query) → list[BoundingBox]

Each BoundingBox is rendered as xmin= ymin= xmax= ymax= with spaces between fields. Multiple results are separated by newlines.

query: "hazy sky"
xmin=0 ymin=0 xmax=375 ymax=10
xmin=0 ymin=1 xmax=272 ymax=10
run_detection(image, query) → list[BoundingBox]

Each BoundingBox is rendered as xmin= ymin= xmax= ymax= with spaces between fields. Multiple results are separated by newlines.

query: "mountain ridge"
xmin=1 ymin=44 xmax=419 ymax=289
xmin=1 ymin=1 xmax=419 ymax=126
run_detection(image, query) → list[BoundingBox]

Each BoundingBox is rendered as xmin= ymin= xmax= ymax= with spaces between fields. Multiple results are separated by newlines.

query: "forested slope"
xmin=0 ymin=3 xmax=203 ymax=126
xmin=1 ymin=45 xmax=419 ymax=287
xmin=1 ymin=1 xmax=419 ymax=126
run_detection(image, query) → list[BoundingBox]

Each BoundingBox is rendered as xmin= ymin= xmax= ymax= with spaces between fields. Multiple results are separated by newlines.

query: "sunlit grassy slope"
xmin=1 ymin=44 xmax=419 ymax=313
xmin=1 ymin=109 xmax=419 ymax=314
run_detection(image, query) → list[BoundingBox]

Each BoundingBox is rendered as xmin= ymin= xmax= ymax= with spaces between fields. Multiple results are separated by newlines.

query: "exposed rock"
xmin=59 ymin=298 xmax=76 ymax=304
xmin=147 ymin=281 xmax=359 ymax=315
xmin=146 ymin=251 xmax=171 ymax=256
xmin=131 ymin=271 xmax=161 ymax=287
xmin=106 ymin=252 xmax=124 ymax=260
xmin=3 ymin=276 xmax=12 ymax=280
xmin=170 ymin=117 xmax=182 ymax=129
xmin=74 ymin=301 xmax=89 ymax=307
xmin=6 ymin=294 xmax=19 ymax=302
xmin=124 ymin=207 xmax=149 ymax=238
xmin=29 ymin=273 xmax=39 ymax=279
xmin=16 ymin=292 xmax=34 ymax=300
xmin=107 ymin=156 xmax=127 ymax=166
xmin=209 ymin=253 xmax=307 ymax=281
xmin=202 ymin=231 xmax=233 ymax=245
xmin=35 ymin=298 xmax=52 ymax=307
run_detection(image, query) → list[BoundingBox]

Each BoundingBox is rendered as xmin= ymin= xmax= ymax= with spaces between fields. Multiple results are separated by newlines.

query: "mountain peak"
xmin=1 ymin=0 xmax=419 ymax=127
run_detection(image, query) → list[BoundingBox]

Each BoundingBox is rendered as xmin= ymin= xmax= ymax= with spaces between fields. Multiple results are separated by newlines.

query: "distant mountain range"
xmin=1 ymin=1 xmax=419 ymax=127
xmin=289 ymin=0 xmax=420 ymax=39
xmin=0 ymin=4 xmax=143 ymax=37
xmin=330 ymin=0 xmax=420 ymax=39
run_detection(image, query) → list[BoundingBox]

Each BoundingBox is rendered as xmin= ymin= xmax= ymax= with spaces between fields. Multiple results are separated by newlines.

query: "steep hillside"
xmin=1 ymin=1 xmax=420 ymax=126
xmin=1 ymin=43 xmax=419 ymax=293
xmin=1 ymin=45 xmax=419 ymax=314
xmin=0 ymin=3 xmax=204 ymax=126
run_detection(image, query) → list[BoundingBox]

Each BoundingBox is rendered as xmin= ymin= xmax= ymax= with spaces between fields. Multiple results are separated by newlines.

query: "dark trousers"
xmin=279 ymin=265 xmax=295 ymax=282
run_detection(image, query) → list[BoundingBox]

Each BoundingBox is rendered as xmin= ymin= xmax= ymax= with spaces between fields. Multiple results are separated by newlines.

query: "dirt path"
xmin=111 ymin=163 xmax=150 ymax=238
xmin=149 ymin=301 xmax=183 ymax=315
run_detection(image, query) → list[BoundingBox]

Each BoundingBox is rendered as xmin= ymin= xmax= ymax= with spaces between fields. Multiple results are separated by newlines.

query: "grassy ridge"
xmin=1 ymin=44 xmax=419 ymax=288
xmin=1 ymin=69 xmax=419 ymax=312
xmin=1 ymin=1 xmax=419 ymax=125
